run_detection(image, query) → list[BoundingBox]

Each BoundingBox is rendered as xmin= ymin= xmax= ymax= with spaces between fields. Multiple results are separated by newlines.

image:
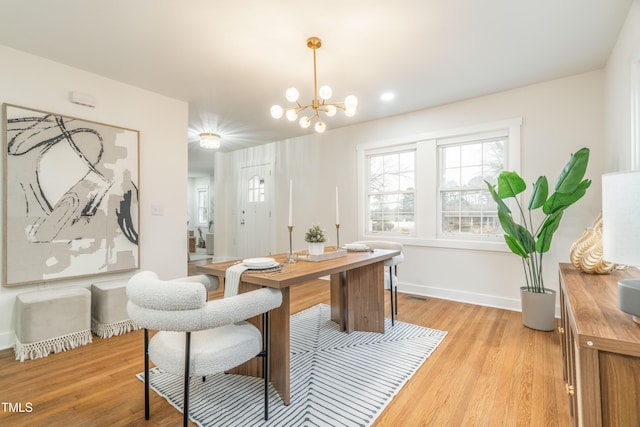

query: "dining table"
xmin=196 ymin=248 xmax=400 ymax=405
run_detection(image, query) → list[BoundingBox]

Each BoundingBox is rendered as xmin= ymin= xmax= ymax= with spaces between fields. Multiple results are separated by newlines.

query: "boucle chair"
xmin=92 ymin=275 xmax=217 ymax=338
xmin=127 ymin=271 xmax=282 ymax=426
xmin=353 ymin=240 xmax=404 ymax=325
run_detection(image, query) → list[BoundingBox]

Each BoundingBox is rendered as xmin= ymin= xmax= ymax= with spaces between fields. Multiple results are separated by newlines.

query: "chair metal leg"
xmin=394 ymin=265 xmax=400 ymax=315
xmin=183 ymin=332 xmax=191 ymax=427
xmin=389 ymin=266 xmax=395 ymax=326
xmin=263 ymin=311 xmax=270 ymax=420
xmin=144 ymin=329 xmax=150 ymax=421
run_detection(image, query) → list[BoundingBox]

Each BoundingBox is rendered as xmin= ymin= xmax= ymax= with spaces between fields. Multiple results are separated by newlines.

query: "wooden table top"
xmin=559 ymin=263 xmax=640 ymax=356
xmin=196 ymin=249 xmax=400 ymax=289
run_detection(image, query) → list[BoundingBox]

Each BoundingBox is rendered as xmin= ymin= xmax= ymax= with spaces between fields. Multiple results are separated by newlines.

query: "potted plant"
xmin=305 ymin=224 xmax=327 ymax=255
xmin=485 ymin=147 xmax=591 ymax=331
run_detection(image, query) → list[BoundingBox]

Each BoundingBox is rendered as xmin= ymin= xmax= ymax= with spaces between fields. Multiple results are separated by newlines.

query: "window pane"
xmin=366 ymin=149 xmax=415 ymax=236
xmin=442 ymin=145 xmax=460 ymax=168
xmin=438 ymin=139 xmax=505 ymax=238
xmin=460 ymin=143 xmax=482 ymax=166
xmin=483 ymin=139 xmax=504 ymax=184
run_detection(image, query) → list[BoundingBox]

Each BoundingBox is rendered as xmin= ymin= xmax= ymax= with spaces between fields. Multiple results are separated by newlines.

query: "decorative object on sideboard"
xmin=270 ymin=37 xmax=358 ymax=134
xmin=602 ymin=169 xmax=640 ymax=324
xmin=570 ymin=212 xmax=625 ymax=274
xmin=486 ymin=147 xmax=591 ymax=331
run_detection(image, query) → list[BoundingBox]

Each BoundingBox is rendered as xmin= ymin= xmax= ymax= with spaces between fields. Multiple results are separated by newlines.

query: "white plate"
xmin=345 ymin=243 xmax=369 ymax=251
xmin=243 ymin=257 xmax=277 ymax=268
xmin=246 ymin=262 xmax=279 ymax=270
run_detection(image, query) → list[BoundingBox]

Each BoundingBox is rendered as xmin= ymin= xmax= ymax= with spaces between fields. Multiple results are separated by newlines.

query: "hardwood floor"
xmin=0 ymin=259 xmax=570 ymax=426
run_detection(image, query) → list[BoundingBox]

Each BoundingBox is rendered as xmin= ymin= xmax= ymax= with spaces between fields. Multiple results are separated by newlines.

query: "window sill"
xmin=360 ymin=234 xmax=510 ymax=252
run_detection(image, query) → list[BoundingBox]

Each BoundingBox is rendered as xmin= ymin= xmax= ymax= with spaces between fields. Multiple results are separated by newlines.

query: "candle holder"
xmin=285 ymin=226 xmax=297 ymax=263
xmin=335 ymin=223 xmax=340 ymax=249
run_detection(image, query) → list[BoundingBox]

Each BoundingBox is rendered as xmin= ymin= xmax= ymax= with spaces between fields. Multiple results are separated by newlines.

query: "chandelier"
xmin=270 ymin=37 xmax=358 ymax=134
xmin=199 ymin=132 xmax=221 ymax=149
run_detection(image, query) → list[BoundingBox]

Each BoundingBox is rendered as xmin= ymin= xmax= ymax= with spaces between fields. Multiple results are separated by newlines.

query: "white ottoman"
xmin=14 ymin=287 xmax=92 ymax=362
xmin=91 ymin=279 xmax=139 ymax=338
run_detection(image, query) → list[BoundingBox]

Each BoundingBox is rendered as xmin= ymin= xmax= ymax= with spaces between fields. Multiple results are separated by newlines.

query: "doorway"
xmin=237 ymin=162 xmax=273 ymax=258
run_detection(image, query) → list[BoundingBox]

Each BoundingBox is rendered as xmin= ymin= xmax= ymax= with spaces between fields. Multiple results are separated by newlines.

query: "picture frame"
xmin=3 ymin=104 xmax=139 ymax=286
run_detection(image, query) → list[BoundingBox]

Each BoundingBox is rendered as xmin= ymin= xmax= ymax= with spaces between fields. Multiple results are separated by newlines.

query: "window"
xmin=248 ymin=175 xmax=265 ymax=202
xmin=197 ymin=188 xmax=208 ymax=225
xmin=366 ymin=148 xmax=415 ymax=235
xmin=438 ymin=136 xmax=505 ymax=239
xmin=357 ymin=118 xmax=521 ymax=251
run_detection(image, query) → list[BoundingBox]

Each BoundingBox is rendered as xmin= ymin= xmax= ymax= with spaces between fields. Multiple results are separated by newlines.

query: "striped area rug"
xmin=138 ymin=304 xmax=447 ymax=426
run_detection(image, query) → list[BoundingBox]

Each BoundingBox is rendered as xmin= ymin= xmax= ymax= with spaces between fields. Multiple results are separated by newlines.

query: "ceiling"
xmin=0 ymin=1 xmax=633 ymax=176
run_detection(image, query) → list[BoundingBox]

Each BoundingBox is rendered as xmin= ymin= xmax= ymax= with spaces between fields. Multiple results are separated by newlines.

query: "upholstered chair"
xmin=127 ymin=271 xmax=282 ymax=426
xmin=353 ymin=240 xmax=404 ymax=325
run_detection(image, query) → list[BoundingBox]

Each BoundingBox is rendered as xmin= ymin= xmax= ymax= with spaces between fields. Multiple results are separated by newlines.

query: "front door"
xmin=237 ymin=163 xmax=273 ymax=258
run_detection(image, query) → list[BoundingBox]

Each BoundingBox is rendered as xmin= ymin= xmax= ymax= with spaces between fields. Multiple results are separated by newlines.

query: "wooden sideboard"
xmin=559 ymin=263 xmax=640 ymax=427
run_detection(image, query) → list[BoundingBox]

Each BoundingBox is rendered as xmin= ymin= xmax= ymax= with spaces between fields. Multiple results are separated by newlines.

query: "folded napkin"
xmin=345 ymin=243 xmax=368 ymax=250
xmin=224 ymin=263 xmax=250 ymax=298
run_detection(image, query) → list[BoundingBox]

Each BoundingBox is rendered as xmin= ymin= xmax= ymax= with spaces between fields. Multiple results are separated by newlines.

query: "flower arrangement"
xmin=304 ymin=224 xmax=327 ymax=243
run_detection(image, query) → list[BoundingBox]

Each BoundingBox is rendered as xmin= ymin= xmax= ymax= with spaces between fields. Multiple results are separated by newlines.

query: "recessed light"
xmin=381 ymin=92 xmax=395 ymax=101
xmin=381 ymin=92 xmax=395 ymax=100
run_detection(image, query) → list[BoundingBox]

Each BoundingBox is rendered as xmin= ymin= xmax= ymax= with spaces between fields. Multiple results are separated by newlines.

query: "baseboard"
xmin=0 ymin=331 xmax=15 ymax=351
xmin=399 ymin=281 xmax=561 ymax=318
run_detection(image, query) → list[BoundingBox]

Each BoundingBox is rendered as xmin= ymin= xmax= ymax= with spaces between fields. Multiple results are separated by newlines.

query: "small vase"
xmin=308 ymin=242 xmax=325 ymax=255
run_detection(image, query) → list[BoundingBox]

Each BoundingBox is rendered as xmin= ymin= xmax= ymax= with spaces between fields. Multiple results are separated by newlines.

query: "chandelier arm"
xmin=312 ymin=44 xmax=319 ymax=109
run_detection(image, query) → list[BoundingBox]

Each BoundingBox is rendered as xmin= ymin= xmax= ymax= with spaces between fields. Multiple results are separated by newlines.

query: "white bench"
xmin=14 ymin=287 xmax=92 ymax=362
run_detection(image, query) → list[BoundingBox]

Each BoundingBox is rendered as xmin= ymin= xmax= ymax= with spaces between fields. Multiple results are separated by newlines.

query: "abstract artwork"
xmin=3 ymin=104 xmax=139 ymax=286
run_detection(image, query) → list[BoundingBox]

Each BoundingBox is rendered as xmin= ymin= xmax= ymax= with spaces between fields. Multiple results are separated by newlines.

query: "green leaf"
xmin=536 ymin=211 xmax=564 ymax=253
xmin=498 ymin=210 xmax=535 ymax=254
xmin=542 ymin=179 xmax=592 ymax=214
xmin=528 ymin=176 xmax=548 ymax=210
xmin=496 ymin=171 xmax=526 ymax=199
xmin=485 ymin=180 xmax=511 ymax=214
xmin=504 ymin=235 xmax=529 ymax=258
xmin=554 ymin=147 xmax=590 ymax=193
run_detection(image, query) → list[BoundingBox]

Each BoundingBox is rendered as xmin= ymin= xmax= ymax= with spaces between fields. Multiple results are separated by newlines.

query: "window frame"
xmin=197 ymin=187 xmax=208 ymax=226
xmin=356 ymin=117 xmax=521 ymax=252
xmin=364 ymin=144 xmax=417 ymax=237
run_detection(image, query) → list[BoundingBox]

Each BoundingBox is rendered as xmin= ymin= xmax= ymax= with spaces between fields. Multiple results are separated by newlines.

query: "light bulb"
xmin=325 ymin=105 xmax=337 ymax=117
xmin=286 ymin=109 xmax=298 ymax=121
xmin=299 ymin=116 xmax=311 ymax=128
xmin=315 ymin=121 xmax=326 ymax=133
xmin=319 ymin=85 xmax=332 ymax=100
xmin=345 ymin=106 xmax=356 ymax=117
xmin=345 ymin=95 xmax=358 ymax=108
xmin=285 ymin=87 xmax=299 ymax=103
xmin=270 ymin=105 xmax=283 ymax=119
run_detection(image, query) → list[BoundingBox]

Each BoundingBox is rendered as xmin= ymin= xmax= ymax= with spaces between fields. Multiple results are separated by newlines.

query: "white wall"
xmin=605 ymin=0 xmax=640 ymax=171
xmin=217 ymin=70 xmax=605 ymax=312
xmin=0 ymin=45 xmax=189 ymax=349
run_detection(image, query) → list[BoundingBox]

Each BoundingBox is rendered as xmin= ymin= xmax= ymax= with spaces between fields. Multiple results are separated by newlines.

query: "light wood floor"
xmin=0 ymin=259 xmax=570 ymax=426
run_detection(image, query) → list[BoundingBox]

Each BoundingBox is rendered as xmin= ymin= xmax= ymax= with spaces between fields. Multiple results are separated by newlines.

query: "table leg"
xmin=329 ymin=261 xmax=385 ymax=333
xmin=330 ymin=272 xmax=346 ymax=331
xmin=345 ymin=260 xmax=385 ymax=333
xmin=228 ymin=282 xmax=291 ymax=405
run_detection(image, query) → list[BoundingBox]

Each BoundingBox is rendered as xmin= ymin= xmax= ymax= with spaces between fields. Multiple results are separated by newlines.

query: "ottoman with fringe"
xmin=14 ymin=287 xmax=92 ymax=362
xmin=91 ymin=279 xmax=139 ymax=338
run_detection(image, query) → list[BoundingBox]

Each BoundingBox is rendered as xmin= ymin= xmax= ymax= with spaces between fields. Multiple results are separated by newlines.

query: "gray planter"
xmin=520 ymin=287 xmax=556 ymax=331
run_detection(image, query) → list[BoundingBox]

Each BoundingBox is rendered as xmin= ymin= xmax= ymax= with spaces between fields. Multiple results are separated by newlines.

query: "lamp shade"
xmin=602 ymin=169 xmax=640 ymax=324
xmin=602 ymin=170 xmax=640 ymax=266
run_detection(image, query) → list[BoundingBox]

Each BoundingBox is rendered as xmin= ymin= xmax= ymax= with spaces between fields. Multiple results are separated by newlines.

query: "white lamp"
xmin=602 ymin=170 xmax=640 ymax=323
